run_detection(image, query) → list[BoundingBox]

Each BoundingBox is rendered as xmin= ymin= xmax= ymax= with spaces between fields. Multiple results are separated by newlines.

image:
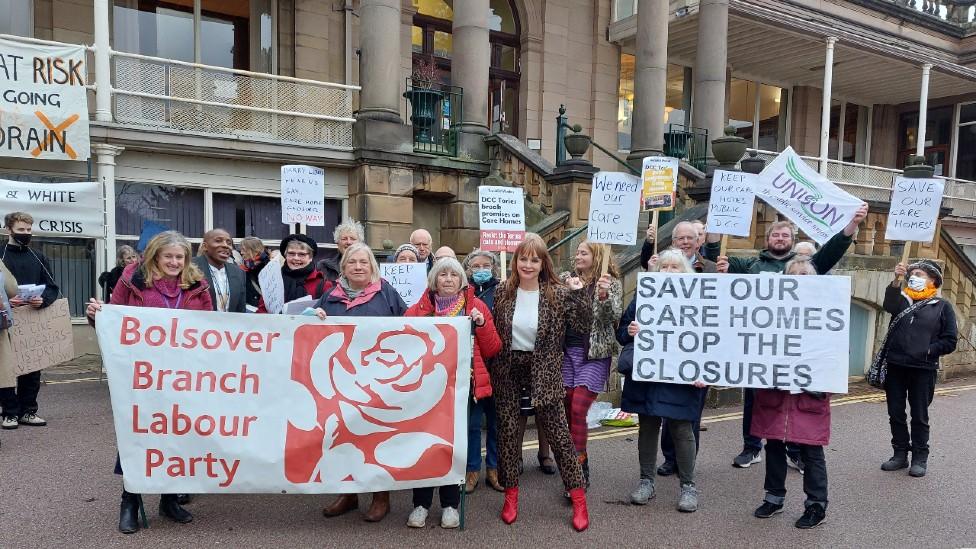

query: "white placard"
xmin=380 ymin=263 xmax=428 ymax=307
xmin=281 ymin=165 xmax=325 ymax=226
xmin=478 ymin=186 xmax=525 ymax=252
xmin=632 ymin=273 xmax=850 ymax=394
xmin=707 ymin=170 xmax=757 ymax=237
xmin=0 ymin=179 xmax=103 ymax=237
xmin=587 ymin=172 xmax=642 ymax=245
xmin=95 ymin=306 xmax=471 ymax=493
xmin=258 ymin=263 xmax=285 ymax=314
xmin=884 ymin=176 xmax=944 ymax=243
xmin=756 ymin=147 xmax=864 ymax=244
xmin=0 ymin=38 xmax=90 ymax=161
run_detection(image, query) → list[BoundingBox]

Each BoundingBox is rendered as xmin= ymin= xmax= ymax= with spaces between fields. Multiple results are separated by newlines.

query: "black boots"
xmin=159 ymin=493 xmax=194 ymax=523
xmin=909 ymin=452 xmax=929 ymax=477
xmin=881 ymin=450 xmax=909 ymax=471
xmin=118 ymin=490 xmax=142 ymax=534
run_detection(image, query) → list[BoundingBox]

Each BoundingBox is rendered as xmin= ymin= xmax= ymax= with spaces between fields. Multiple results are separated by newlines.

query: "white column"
xmin=818 ymin=37 xmax=837 ymax=175
xmin=93 ymin=0 xmax=112 ymax=122
xmin=93 ymin=143 xmax=124 ymax=298
xmin=915 ymin=63 xmax=933 ymax=158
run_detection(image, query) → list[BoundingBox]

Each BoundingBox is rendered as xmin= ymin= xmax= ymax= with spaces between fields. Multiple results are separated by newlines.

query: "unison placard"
xmin=632 ymin=273 xmax=850 ymax=394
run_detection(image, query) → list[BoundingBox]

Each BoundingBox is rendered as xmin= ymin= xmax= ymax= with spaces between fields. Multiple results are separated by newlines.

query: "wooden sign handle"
xmin=599 ymin=244 xmax=610 ymax=277
xmin=719 ymin=234 xmax=729 ymax=258
xmin=897 ymin=242 xmax=912 ymax=282
xmin=651 ymin=210 xmax=660 ymax=256
xmin=500 ymin=250 xmax=507 ymax=282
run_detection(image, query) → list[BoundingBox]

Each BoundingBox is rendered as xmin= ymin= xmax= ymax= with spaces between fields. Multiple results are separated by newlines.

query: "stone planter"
xmin=564 ymin=133 xmax=592 ymax=159
xmin=711 ymin=126 xmax=748 ymax=167
xmin=403 ymin=88 xmax=444 ymax=144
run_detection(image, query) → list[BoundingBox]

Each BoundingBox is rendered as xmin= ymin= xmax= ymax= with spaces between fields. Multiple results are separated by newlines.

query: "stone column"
xmin=915 ymin=63 xmax=932 ymax=158
xmin=693 ymin=0 xmax=729 ymax=160
xmin=92 ymin=143 xmax=124 ymax=299
xmin=627 ymin=0 xmax=669 ymax=167
xmin=453 ymin=0 xmax=490 ymax=136
xmin=93 ymin=0 xmax=112 ymax=122
xmin=358 ymin=0 xmax=402 ymax=122
xmin=818 ymin=37 xmax=837 ymax=175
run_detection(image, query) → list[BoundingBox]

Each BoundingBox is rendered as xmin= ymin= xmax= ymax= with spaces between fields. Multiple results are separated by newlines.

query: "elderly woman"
xmin=617 ymin=249 xmax=706 ymax=513
xmin=558 ymin=240 xmax=622 ymax=488
xmin=877 ymin=260 xmax=957 ymax=478
xmin=85 ymin=231 xmax=213 ymax=534
xmin=315 ymin=242 xmax=408 ymax=522
xmin=318 ymin=219 xmax=365 ymax=281
xmin=401 ymin=257 xmax=501 ymax=528
xmin=98 ymin=245 xmax=139 ymax=303
xmin=751 ymin=257 xmax=832 ymax=529
xmin=393 ymin=243 xmax=420 ymax=264
xmin=492 ymin=234 xmax=590 ymax=532
xmin=461 ymin=249 xmax=504 ymax=492
xmin=257 ymin=234 xmax=329 ymax=312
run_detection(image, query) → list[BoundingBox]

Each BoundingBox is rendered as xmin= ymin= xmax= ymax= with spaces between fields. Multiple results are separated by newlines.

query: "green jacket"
xmin=703 ymin=231 xmax=853 ymax=274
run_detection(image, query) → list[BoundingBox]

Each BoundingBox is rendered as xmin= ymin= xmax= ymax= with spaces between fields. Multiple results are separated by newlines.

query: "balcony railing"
xmin=748 ymin=149 xmax=976 ymax=217
xmin=112 ymin=52 xmax=358 ymax=150
xmin=404 ymin=79 xmax=462 ymax=156
xmin=664 ymin=124 xmax=708 ymax=172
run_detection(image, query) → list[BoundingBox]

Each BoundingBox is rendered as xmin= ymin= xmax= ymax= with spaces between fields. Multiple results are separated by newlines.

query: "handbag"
xmin=0 ymin=272 xmax=13 ymax=330
xmin=867 ymin=297 xmax=936 ymax=388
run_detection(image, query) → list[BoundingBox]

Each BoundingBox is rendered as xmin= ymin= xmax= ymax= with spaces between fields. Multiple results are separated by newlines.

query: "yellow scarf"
xmin=905 ymin=284 xmax=937 ymax=302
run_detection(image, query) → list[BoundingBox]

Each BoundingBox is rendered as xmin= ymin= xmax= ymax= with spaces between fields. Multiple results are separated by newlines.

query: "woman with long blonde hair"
xmin=491 ymin=234 xmax=591 ymax=531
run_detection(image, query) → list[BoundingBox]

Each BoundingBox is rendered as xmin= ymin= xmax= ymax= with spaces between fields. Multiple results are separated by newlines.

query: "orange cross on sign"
xmin=31 ymin=111 xmax=80 ymax=160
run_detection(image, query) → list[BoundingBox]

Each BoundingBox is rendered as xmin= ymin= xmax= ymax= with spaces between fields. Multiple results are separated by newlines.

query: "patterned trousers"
xmin=495 ymin=351 xmax=584 ymax=491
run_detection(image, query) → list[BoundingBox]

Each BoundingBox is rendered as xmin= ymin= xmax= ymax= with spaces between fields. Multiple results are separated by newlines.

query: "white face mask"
xmin=907 ymin=275 xmax=928 ymax=292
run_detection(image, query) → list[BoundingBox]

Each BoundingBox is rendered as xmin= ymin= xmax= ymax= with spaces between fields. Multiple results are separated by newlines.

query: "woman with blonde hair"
xmin=85 ymin=231 xmax=212 ymax=534
xmin=492 ymin=233 xmax=591 ymax=531
xmin=558 ymin=240 xmax=622 ymax=488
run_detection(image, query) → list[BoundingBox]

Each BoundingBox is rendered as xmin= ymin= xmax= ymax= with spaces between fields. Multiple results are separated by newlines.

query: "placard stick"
xmin=599 ymin=244 xmax=610 ymax=277
xmin=500 ymin=250 xmax=507 ymax=282
xmin=651 ymin=210 xmax=660 ymax=255
xmin=719 ymin=234 xmax=729 ymax=258
xmin=897 ymin=242 xmax=912 ymax=281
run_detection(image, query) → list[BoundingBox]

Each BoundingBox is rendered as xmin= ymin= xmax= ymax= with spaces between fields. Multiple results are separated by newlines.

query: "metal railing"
xmin=665 ymin=124 xmax=708 ymax=172
xmin=404 ymin=79 xmax=462 ymax=156
xmin=749 ymin=149 xmax=976 ymax=216
xmin=112 ymin=52 xmax=358 ymax=149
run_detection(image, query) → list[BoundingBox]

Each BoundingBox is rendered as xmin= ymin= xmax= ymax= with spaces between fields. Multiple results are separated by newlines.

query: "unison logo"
xmin=768 ymin=157 xmax=842 ymax=230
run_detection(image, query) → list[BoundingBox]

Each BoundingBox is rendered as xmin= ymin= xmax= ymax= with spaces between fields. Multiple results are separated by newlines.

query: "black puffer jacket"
xmin=882 ymin=284 xmax=958 ymax=370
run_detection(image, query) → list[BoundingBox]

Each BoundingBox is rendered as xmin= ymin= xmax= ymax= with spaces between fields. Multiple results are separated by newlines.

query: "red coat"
xmin=404 ymin=286 xmax=501 ymax=401
xmin=256 ymin=268 xmax=331 ymax=313
xmin=88 ymin=263 xmax=213 ymax=327
xmin=750 ymin=388 xmax=831 ymax=446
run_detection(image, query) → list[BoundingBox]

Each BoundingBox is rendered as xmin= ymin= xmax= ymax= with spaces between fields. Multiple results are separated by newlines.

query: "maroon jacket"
xmin=750 ymin=388 xmax=831 ymax=446
xmin=89 ymin=263 xmax=213 ymax=327
xmin=404 ymin=286 xmax=501 ymax=401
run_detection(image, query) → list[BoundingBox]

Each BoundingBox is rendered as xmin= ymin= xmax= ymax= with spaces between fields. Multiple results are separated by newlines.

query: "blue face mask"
xmin=472 ymin=270 xmax=493 ymax=285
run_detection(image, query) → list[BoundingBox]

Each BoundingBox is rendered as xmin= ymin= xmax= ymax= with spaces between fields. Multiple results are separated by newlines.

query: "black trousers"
xmin=413 ymin=485 xmax=461 ymax=509
xmin=0 ymin=371 xmax=42 ymax=417
xmin=763 ymin=440 xmax=828 ymax=509
xmin=884 ymin=365 xmax=937 ymax=454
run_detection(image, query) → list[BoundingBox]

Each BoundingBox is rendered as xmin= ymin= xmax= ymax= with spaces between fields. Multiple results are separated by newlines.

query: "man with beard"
xmin=193 ymin=229 xmax=247 ymax=313
xmin=705 ymin=205 xmax=867 ymax=470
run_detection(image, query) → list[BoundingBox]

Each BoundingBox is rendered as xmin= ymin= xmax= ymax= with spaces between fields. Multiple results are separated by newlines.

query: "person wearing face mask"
xmin=239 ymin=237 xmax=270 ymax=311
xmin=877 ymin=260 xmax=957 ymax=478
xmin=0 ymin=212 xmax=60 ymax=430
xmin=192 ymin=229 xmax=247 ymax=313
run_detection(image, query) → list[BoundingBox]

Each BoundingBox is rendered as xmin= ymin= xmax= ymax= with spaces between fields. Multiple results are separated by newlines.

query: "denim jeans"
xmin=468 ymin=396 xmax=498 ymax=471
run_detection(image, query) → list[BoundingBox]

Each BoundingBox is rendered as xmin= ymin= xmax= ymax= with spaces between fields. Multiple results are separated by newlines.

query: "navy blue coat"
xmin=316 ymin=279 xmax=408 ymax=317
xmin=617 ymin=296 xmax=705 ymax=421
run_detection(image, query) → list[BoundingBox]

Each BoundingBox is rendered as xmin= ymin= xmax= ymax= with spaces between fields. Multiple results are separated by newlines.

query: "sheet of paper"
xmin=283 ymin=295 xmax=316 ymax=315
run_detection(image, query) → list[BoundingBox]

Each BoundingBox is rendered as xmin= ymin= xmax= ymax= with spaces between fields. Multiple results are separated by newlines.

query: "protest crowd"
xmin=0 ymin=185 xmax=959 ymax=536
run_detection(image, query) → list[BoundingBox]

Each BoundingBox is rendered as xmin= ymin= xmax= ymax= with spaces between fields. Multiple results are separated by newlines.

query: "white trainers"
xmin=440 ymin=507 xmax=460 ymax=529
xmin=1 ymin=416 xmax=18 ymax=430
xmin=406 ymin=505 xmax=428 ymax=528
xmin=18 ymin=413 xmax=47 ymax=426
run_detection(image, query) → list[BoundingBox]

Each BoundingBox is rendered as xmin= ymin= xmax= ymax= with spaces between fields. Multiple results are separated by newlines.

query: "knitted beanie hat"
xmin=907 ymin=260 xmax=943 ymax=288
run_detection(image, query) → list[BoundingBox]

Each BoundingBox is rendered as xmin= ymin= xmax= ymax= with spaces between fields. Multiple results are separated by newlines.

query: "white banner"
xmin=632 ymin=273 xmax=850 ymax=394
xmin=756 ymin=147 xmax=863 ymax=244
xmin=0 ymin=179 xmax=103 ymax=237
xmin=478 ymin=185 xmax=525 ymax=252
xmin=380 ymin=262 xmax=428 ymax=306
xmin=885 ymin=176 xmax=944 ymax=243
xmin=707 ymin=170 xmax=757 ymax=237
xmin=281 ymin=165 xmax=325 ymax=226
xmin=0 ymin=38 xmax=90 ymax=161
xmin=96 ymin=306 xmax=472 ymax=493
xmin=588 ymin=171 xmax=641 ymax=245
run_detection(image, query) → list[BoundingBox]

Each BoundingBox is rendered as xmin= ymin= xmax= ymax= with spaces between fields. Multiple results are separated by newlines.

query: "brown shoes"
xmin=465 ymin=471 xmax=480 ymax=494
xmin=322 ymin=494 xmax=359 ymax=518
xmin=363 ymin=491 xmax=390 ymax=522
xmin=485 ymin=468 xmax=504 ymax=492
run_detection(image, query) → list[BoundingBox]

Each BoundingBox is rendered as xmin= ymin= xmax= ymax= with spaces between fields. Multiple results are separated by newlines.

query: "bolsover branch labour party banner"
xmin=0 ymin=38 xmax=90 ymax=161
xmin=95 ymin=306 xmax=472 ymax=493
xmin=755 ymin=147 xmax=863 ymax=245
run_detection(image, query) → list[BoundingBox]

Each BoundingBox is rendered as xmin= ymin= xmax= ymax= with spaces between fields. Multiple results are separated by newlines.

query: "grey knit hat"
xmin=907 ymin=260 xmax=943 ymax=288
xmin=393 ymin=243 xmax=421 ymax=262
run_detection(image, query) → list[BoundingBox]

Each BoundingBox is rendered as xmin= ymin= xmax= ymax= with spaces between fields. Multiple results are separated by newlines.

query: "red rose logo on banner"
xmin=284 ymin=323 xmax=459 ymax=488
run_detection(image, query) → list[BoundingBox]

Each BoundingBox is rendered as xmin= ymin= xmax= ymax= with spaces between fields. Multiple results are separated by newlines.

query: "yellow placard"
xmin=641 ymin=157 xmax=679 ymax=212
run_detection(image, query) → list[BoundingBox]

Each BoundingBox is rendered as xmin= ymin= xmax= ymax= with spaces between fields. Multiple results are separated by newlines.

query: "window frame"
xmin=0 ymin=0 xmax=33 ymax=37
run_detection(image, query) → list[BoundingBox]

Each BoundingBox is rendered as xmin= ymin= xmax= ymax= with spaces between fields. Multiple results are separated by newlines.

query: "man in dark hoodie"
xmin=705 ymin=204 xmax=868 ymax=469
xmin=1 ymin=211 xmax=60 ymax=429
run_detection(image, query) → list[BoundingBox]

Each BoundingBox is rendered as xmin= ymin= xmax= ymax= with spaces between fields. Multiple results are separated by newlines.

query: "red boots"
xmin=501 ymin=487 xmax=519 ymax=524
xmin=569 ymin=488 xmax=589 ymax=531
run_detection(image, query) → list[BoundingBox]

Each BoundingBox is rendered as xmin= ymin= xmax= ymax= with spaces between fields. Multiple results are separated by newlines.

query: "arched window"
xmin=412 ymin=0 xmax=521 ymax=135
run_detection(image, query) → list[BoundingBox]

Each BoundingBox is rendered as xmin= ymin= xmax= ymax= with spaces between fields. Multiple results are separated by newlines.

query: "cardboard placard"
xmin=8 ymin=298 xmax=74 ymax=376
xmin=0 ymin=179 xmax=103 ymax=237
xmin=478 ymin=186 xmax=525 ymax=252
xmin=640 ymin=156 xmax=679 ymax=211
xmin=380 ymin=262 xmax=428 ymax=307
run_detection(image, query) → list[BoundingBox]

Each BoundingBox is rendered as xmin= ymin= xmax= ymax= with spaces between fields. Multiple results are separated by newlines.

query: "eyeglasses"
xmin=286 ymin=251 xmax=310 ymax=258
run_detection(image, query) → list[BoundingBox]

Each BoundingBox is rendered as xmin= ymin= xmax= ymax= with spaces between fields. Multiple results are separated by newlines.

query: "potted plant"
xmin=403 ymin=56 xmax=444 ymax=144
